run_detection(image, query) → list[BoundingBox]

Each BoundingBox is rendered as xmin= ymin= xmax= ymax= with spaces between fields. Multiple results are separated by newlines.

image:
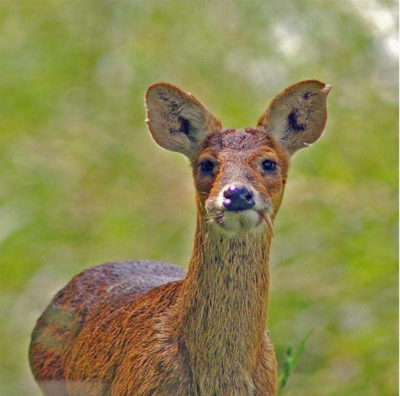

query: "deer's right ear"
xmin=145 ymin=83 xmax=222 ymax=156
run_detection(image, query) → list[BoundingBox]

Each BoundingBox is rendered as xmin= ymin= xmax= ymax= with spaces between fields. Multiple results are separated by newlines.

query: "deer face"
xmin=192 ymin=128 xmax=290 ymax=233
xmin=146 ymin=81 xmax=330 ymax=234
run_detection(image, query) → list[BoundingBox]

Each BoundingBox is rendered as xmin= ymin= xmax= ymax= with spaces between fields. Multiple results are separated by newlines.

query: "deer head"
xmin=145 ymin=81 xmax=330 ymax=235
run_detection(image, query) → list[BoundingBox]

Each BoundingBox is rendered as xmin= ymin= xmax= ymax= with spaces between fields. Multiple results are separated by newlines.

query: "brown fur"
xmin=29 ymin=81 xmax=330 ymax=396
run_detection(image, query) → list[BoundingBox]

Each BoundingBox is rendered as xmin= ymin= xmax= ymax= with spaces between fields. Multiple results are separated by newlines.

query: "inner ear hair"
xmin=145 ymin=83 xmax=222 ymax=156
xmin=157 ymin=91 xmax=199 ymax=142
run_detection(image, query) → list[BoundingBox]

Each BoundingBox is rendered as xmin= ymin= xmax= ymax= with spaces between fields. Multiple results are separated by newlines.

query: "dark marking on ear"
xmin=288 ymin=110 xmax=306 ymax=132
xmin=169 ymin=116 xmax=196 ymax=142
xmin=178 ymin=116 xmax=192 ymax=137
xmin=303 ymin=92 xmax=316 ymax=100
xmin=157 ymin=91 xmax=196 ymax=142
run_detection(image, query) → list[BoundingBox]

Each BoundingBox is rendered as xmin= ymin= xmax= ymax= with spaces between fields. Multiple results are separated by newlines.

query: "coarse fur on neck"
xmin=175 ymin=210 xmax=273 ymax=395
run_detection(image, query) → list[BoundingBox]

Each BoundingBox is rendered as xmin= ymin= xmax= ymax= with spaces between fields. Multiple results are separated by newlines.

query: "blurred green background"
xmin=1 ymin=1 xmax=398 ymax=395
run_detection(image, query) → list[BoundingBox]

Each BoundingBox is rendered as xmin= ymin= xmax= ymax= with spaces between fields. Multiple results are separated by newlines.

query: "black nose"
xmin=223 ymin=185 xmax=255 ymax=212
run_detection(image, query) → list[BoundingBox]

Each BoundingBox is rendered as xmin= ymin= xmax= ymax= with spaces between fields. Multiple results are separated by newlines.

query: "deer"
xmin=29 ymin=80 xmax=331 ymax=396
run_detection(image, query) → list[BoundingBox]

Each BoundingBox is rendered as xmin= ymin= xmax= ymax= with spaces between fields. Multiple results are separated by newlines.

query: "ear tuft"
xmin=257 ymin=80 xmax=331 ymax=155
xmin=145 ymin=83 xmax=221 ymax=156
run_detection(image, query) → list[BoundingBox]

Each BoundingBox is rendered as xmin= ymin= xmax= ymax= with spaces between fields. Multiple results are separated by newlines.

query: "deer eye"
xmin=262 ymin=160 xmax=277 ymax=172
xmin=200 ymin=160 xmax=215 ymax=173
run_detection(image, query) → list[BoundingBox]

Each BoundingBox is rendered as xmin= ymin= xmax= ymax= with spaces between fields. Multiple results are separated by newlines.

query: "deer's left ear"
xmin=257 ymin=80 xmax=331 ymax=155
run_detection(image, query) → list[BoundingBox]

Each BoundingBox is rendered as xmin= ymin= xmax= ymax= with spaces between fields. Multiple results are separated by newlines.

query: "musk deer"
xmin=29 ymin=80 xmax=331 ymax=396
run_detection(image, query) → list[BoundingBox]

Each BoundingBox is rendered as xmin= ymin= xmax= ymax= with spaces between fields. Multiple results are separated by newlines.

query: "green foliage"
xmin=279 ymin=330 xmax=313 ymax=393
xmin=1 ymin=1 xmax=398 ymax=395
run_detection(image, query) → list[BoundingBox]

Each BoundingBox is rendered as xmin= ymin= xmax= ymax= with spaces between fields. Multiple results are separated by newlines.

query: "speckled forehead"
xmin=204 ymin=128 xmax=276 ymax=152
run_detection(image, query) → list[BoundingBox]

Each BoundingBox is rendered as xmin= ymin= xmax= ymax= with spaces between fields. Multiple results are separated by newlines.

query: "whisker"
xmin=205 ymin=209 xmax=224 ymax=226
xmin=259 ymin=212 xmax=274 ymax=236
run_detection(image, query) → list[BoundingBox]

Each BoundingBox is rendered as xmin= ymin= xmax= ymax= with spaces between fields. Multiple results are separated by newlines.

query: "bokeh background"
xmin=1 ymin=1 xmax=398 ymax=395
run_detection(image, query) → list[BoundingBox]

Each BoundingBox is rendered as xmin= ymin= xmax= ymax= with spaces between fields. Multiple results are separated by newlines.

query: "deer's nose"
xmin=223 ymin=185 xmax=255 ymax=212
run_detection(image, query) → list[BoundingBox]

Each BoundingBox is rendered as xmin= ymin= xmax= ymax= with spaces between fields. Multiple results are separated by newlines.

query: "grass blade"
xmin=278 ymin=329 xmax=313 ymax=393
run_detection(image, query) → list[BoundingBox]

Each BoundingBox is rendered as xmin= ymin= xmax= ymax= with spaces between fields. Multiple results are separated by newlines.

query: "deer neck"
xmin=176 ymin=212 xmax=272 ymax=390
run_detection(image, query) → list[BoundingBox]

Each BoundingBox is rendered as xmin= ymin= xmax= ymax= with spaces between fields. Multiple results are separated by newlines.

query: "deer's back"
xmin=29 ymin=260 xmax=186 ymax=394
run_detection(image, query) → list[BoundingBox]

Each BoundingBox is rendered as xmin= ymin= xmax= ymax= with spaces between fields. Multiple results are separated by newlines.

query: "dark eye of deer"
xmin=262 ymin=160 xmax=277 ymax=172
xmin=201 ymin=160 xmax=214 ymax=173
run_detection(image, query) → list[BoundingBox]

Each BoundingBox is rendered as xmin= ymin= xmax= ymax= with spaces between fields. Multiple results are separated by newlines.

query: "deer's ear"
xmin=145 ymin=83 xmax=222 ymax=156
xmin=257 ymin=80 xmax=331 ymax=155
